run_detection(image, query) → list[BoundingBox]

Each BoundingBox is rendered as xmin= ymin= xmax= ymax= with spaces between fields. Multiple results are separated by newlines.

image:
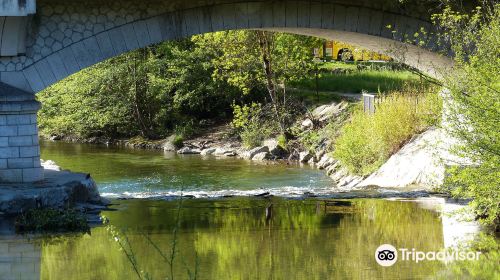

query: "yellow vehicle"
xmin=314 ymin=41 xmax=392 ymax=62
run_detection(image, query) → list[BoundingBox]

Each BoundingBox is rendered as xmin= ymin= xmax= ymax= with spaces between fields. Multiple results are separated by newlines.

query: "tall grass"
xmin=291 ymin=70 xmax=423 ymax=93
xmin=333 ymin=85 xmax=442 ymax=175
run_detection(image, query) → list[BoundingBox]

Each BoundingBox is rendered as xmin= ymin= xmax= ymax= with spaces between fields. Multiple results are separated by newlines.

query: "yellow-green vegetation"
xmin=437 ymin=3 xmax=500 ymax=228
xmin=439 ymin=234 xmax=500 ymax=279
xmin=333 ymin=85 xmax=442 ymax=175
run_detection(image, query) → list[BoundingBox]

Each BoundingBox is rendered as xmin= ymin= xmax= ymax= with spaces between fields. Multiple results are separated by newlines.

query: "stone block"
xmin=8 ymin=158 xmax=34 ymax=169
xmin=247 ymin=2 xmax=264 ymax=28
xmin=6 ymin=115 xmax=31 ymax=125
xmin=22 ymin=167 xmax=44 ymax=182
xmin=297 ymin=1 xmax=311 ymax=28
xmin=0 ymin=71 xmax=32 ymax=92
xmin=0 ymin=115 xmax=5 ymax=125
xmin=0 ymin=125 xmax=17 ymax=137
xmin=46 ymin=52 xmax=69 ymax=82
xmin=183 ymin=9 xmax=201 ymax=36
xmin=210 ymin=5 xmax=225 ymax=31
xmin=369 ymin=10 xmax=384 ymax=36
xmin=333 ymin=5 xmax=347 ymax=30
xmin=17 ymin=124 xmax=37 ymax=136
xmin=221 ymin=4 xmax=236 ymax=30
xmin=31 ymin=135 xmax=39 ymax=145
xmin=0 ymin=147 xmax=19 ymax=158
xmin=0 ymin=158 xmax=6 ymax=168
xmin=19 ymin=146 xmax=39 ymax=158
xmin=133 ymin=20 xmax=152 ymax=47
xmin=34 ymin=59 xmax=57 ymax=88
xmin=120 ymin=24 xmax=139 ymax=51
xmin=273 ymin=1 xmax=286 ymax=27
xmin=96 ymin=32 xmax=116 ymax=61
xmin=234 ymin=3 xmax=249 ymax=29
xmin=0 ymin=169 xmax=22 ymax=182
xmin=0 ymin=137 xmax=7 ymax=147
xmin=71 ymin=41 xmax=94 ymax=70
xmin=8 ymin=135 xmax=33 ymax=146
xmin=83 ymin=36 xmax=104 ymax=65
xmin=22 ymin=66 xmax=45 ymax=93
xmin=32 ymin=157 xmax=41 ymax=167
xmin=58 ymin=47 xmax=81 ymax=74
xmin=145 ymin=17 xmax=163 ymax=45
xmin=309 ymin=2 xmax=322 ymax=28
xmin=285 ymin=1 xmax=298 ymax=28
xmin=107 ymin=28 xmax=128 ymax=56
xmin=321 ymin=3 xmax=335 ymax=29
xmin=345 ymin=7 xmax=360 ymax=32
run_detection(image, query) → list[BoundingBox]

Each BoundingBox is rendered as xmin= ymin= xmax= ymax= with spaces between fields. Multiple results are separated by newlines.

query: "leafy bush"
xmin=333 ymin=86 xmax=442 ymax=175
xmin=231 ymin=103 xmax=279 ymax=148
xmin=437 ymin=3 xmax=500 ymax=228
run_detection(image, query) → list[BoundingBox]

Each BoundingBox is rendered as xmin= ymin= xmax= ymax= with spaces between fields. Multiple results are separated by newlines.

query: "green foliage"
xmin=231 ymin=103 xmax=277 ymax=148
xmin=38 ymin=38 xmax=240 ymax=140
xmin=15 ymin=208 xmax=89 ymax=233
xmin=439 ymin=233 xmax=500 ymax=279
xmin=333 ymin=86 xmax=442 ymax=175
xmin=437 ymin=3 xmax=500 ymax=228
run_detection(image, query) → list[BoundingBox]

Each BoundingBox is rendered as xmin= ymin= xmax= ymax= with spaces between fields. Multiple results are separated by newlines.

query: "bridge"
xmin=0 ymin=0 xmax=456 ymax=183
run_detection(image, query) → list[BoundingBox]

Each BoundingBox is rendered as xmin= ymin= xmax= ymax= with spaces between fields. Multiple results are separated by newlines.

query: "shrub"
xmin=333 ymin=86 xmax=441 ymax=175
xmin=15 ymin=208 xmax=89 ymax=233
xmin=231 ymin=103 xmax=278 ymax=148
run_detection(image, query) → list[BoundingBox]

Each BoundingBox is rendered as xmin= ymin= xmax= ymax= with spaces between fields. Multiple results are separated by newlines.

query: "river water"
xmin=0 ymin=142 xmax=475 ymax=279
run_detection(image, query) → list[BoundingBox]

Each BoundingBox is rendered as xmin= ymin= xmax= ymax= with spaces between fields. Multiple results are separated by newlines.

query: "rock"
xmin=50 ymin=135 xmax=62 ymax=141
xmin=41 ymin=160 xmax=61 ymax=171
xmin=224 ymin=151 xmax=237 ymax=157
xmin=308 ymin=157 xmax=316 ymax=165
xmin=200 ymin=148 xmax=217 ymax=156
xmin=357 ymin=127 xmax=463 ymax=189
xmin=299 ymin=151 xmax=313 ymax=163
xmin=301 ymin=119 xmax=314 ymax=130
xmin=177 ymin=147 xmax=201 ymax=154
xmin=252 ymin=152 xmax=270 ymax=161
xmin=317 ymin=154 xmax=335 ymax=169
xmin=311 ymin=101 xmax=348 ymax=123
xmin=243 ymin=146 xmax=269 ymax=160
xmin=162 ymin=135 xmax=178 ymax=152
xmin=0 ymin=170 xmax=107 ymax=215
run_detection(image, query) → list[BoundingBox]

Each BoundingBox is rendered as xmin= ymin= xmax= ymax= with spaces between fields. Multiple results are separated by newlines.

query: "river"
xmin=0 ymin=141 xmax=479 ymax=279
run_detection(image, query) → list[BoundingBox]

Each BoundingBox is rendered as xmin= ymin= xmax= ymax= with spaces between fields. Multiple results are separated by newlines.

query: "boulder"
xmin=299 ymin=151 xmax=313 ymax=163
xmin=252 ymin=152 xmax=270 ymax=161
xmin=177 ymin=147 xmax=201 ymax=154
xmin=301 ymin=119 xmax=314 ymax=130
xmin=312 ymin=101 xmax=348 ymax=123
xmin=162 ymin=135 xmax=178 ymax=152
xmin=243 ymin=146 xmax=269 ymax=160
xmin=41 ymin=160 xmax=61 ymax=171
xmin=200 ymin=148 xmax=217 ymax=156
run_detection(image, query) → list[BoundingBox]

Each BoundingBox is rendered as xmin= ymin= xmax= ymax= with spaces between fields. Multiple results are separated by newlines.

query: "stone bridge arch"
xmin=0 ymin=0 xmax=454 ymax=93
xmin=0 ymin=0 xmax=455 ymax=183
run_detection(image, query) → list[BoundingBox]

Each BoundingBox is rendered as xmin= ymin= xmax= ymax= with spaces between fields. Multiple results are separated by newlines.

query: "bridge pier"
xmin=0 ymin=86 xmax=43 ymax=183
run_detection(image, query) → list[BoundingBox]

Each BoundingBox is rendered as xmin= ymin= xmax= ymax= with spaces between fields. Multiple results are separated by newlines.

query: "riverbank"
xmin=41 ymin=97 xmax=451 ymax=193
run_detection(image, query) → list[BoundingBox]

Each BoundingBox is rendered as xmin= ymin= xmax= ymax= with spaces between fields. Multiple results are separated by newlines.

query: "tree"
xmin=437 ymin=3 xmax=500 ymax=228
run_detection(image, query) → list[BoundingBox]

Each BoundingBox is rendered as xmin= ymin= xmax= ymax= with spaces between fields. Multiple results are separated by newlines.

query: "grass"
xmin=332 ymin=85 xmax=442 ymax=175
xmin=291 ymin=70 xmax=424 ymax=94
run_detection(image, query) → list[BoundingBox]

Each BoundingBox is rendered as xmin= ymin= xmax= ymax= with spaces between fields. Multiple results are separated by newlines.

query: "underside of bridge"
xmin=0 ymin=0 xmax=454 ymax=183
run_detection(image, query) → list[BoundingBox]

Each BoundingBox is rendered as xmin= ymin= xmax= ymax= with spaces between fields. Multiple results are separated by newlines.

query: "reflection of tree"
xmin=40 ymin=198 xmax=446 ymax=280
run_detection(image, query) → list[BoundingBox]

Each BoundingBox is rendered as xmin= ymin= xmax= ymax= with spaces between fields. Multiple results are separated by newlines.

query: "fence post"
xmin=363 ymin=93 xmax=376 ymax=114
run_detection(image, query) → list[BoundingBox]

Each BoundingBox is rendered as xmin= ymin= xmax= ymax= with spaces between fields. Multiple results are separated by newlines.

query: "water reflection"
xmin=33 ymin=198 xmax=448 ymax=280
